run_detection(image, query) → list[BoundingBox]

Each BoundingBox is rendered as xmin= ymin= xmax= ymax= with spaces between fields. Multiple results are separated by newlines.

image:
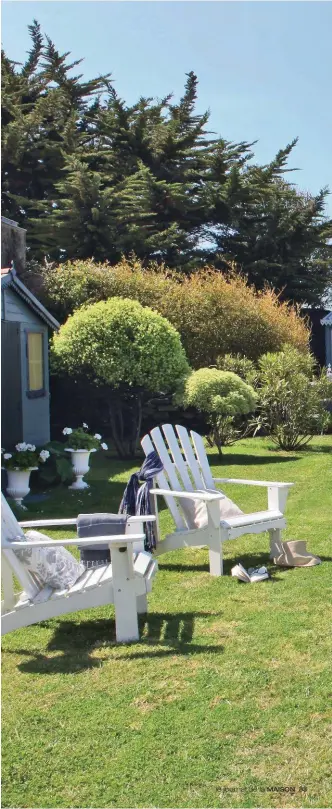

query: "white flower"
xmin=15 ymin=442 xmax=28 ymax=451
xmin=94 ymin=433 xmax=101 ymax=440
xmin=62 ymin=427 xmax=73 ymax=435
xmin=26 ymin=444 xmax=36 ymax=452
xmin=4 ymin=453 xmax=12 ymax=460
xmin=83 ymin=422 xmax=89 ymax=429
xmin=39 ymin=450 xmax=50 ymax=462
xmin=101 ymin=442 xmax=108 ymax=450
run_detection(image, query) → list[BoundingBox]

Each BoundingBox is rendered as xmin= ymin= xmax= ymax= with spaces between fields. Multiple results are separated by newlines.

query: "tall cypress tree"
xmin=2 ymin=22 xmax=331 ymax=304
xmin=1 ymin=20 xmax=110 ymax=249
xmin=40 ymin=72 xmax=254 ymax=267
xmin=209 ymin=144 xmax=332 ymax=304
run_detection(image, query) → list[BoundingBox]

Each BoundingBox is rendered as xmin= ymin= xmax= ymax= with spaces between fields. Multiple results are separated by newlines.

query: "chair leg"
xmin=111 ymin=546 xmax=139 ymax=643
xmin=136 ymin=593 xmax=148 ymax=614
xmin=208 ymin=533 xmax=223 ymax=576
xmin=269 ymin=528 xmax=283 ymax=560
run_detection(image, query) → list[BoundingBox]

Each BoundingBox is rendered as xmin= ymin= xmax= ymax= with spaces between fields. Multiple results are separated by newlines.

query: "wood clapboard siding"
xmin=2 ymin=288 xmax=51 ymax=446
xmin=1 ymin=321 xmax=23 ymax=447
xmin=3 ymin=288 xmax=41 ymax=325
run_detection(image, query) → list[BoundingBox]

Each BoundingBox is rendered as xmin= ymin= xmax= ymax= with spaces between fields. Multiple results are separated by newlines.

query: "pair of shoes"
xmin=274 ymin=540 xmax=321 ymax=568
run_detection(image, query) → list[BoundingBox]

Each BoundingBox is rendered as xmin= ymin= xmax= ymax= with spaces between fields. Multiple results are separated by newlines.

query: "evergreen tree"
xmin=39 ymin=72 xmax=254 ymax=267
xmin=2 ymin=21 xmax=331 ymax=304
xmin=210 ymin=150 xmax=332 ymax=304
xmin=1 ymin=20 xmax=110 ymax=250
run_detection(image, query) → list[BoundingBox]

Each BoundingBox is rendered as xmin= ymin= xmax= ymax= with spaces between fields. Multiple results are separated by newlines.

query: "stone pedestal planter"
xmin=65 ymin=449 xmax=92 ymax=490
xmin=6 ymin=467 xmax=38 ymax=506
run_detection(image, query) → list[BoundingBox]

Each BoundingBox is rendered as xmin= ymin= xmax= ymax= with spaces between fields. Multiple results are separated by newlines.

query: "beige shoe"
xmin=274 ymin=540 xmax=321 ymax=567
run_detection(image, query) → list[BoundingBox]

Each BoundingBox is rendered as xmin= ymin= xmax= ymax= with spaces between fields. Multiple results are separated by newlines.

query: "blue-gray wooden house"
xmin=321 ymin=311 xmax=332 ymax=367
xmin=1 ymin=266 xmax=59 ymax=448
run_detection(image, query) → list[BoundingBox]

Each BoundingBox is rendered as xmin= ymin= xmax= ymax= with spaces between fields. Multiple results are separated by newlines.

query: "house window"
xmin=26 ymin=331 xmax=45 ymax=396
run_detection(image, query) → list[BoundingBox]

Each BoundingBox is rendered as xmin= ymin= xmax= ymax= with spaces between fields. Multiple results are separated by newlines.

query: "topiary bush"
xmin=42 ymin=257 xmax=310 ymax=366
xmin=180 ymin=368 xmax=257 ymax=455
xmin=255 ymin=346 xmax=332 ymax=450
xmin=51 ymin=298 xmax=190 ymax=457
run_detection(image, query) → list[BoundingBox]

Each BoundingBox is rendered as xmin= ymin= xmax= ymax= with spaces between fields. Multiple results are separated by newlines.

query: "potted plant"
xmin=62 ymin=424 xmax=108 ymax=490
xmin=2 ymin=444 xmax=50 ymax=506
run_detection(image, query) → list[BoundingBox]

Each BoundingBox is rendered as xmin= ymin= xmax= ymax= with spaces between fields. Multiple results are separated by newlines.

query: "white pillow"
xmin=14 ymin=530 xmax=85 ymax=590
xmin=180 ymin=491 xmax=243 ymax=529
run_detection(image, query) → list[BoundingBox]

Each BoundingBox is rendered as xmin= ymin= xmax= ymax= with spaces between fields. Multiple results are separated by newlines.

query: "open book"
xmin=231 ymin=563 xmax=270 ymax=583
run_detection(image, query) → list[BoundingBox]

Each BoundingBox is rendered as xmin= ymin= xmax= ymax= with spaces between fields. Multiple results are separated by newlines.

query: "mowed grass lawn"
xmin=2 ymin=436 xmax=332 ymax=809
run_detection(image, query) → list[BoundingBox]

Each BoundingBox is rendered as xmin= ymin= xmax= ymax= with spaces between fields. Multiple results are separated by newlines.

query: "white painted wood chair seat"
xmin=141 ymin=424 xmax=294 ymax=576
xmin=1 ymin=495 xmax=158 ymax=643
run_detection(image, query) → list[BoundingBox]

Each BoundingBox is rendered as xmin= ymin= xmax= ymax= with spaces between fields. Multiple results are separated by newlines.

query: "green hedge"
xmin=42 ymin=257 xmax=310 ymax=367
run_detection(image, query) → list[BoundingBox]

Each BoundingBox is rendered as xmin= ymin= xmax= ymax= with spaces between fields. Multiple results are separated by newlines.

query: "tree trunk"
xmin=134 ymin=392 xmax=143 ymax=456
xmin=211 ymin=419 xmax=223 ymax=457
xmin=108 ymin=403 xmax=126 ymax=458
xmin=108 ymin=392 xmax=143 ymax=459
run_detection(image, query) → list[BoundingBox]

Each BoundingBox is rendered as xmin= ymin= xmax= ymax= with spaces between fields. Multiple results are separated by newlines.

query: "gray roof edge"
xmin=321 ymin=311 xmax=332 ymax=326
xmin=1 ymin=270 xmax=60 ymax=330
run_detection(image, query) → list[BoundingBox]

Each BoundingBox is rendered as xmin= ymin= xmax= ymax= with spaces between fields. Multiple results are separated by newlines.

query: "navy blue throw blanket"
xmin=119 ymin=450 xmax=163 ymax=552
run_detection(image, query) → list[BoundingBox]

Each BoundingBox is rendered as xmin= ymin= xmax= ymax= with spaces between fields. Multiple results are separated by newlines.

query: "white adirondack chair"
xmin=1 ymin=494 xmax=158 ymax=643
xmin=141 ymin=425 xmax=294 ymax=576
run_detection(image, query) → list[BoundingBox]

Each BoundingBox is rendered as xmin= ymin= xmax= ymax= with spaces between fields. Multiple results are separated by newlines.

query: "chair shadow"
xmin=13 ymin=611 xmax=223 ymax=675
xmin=161 ymin=562 xmax=210 ymax=572
xmin=162 ymin=552 xmax=284 ymax=581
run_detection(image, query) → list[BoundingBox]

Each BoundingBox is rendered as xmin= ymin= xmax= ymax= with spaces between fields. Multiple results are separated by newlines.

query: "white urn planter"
xmin=6 ymin=467 xmax=38 ymax=507
xmin=65 ymin=449 xmax=92 ymax=490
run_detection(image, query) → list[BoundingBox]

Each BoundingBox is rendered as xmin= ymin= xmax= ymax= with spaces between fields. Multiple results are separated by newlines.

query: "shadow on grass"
xmin=206 ymin=452 xmax=300 ymax=466
xmin=162 ymin=552 xmax=284 ymax=580
xmin=14 ymin=611 xmax=224 ymax=674
xmin=293 ymin=444 xmax=332 ymax=454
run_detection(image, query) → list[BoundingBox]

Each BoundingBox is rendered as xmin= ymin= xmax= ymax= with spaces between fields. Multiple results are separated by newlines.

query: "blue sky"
xmin=2 ymin=1 xmax=332 ymax=215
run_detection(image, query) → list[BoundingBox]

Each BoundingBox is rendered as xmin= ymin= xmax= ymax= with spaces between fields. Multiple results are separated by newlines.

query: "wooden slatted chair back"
xmin=141 ymin=425 xmax=220 ymax=530
xmin=1 ymin=493 xmax=40 ymax=599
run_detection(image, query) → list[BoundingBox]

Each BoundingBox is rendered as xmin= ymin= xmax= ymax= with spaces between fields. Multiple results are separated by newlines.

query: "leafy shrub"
xmin=255 ymin=346 xmax=332 ymax=450
xmin=42 ymin=257 xmax=310 ymax=367
xmin=38 ymin=442 xmax=74 ymax=486
xmin=216 ymin=353 xmax=258 ymax=387
xmin=180 ymin=368 xmax=257 ymax=455
xmin=51 ymin=298 xmax=190 ymax=457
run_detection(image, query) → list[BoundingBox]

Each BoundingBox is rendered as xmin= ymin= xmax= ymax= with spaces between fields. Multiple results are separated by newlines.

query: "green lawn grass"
xmin=2 ymin=436 xmax=332 ymax=809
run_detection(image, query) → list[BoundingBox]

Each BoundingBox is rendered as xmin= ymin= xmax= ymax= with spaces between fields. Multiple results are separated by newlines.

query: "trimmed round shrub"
xmin=180 ymin=368 xmax=257 ymax=454
xmin=51 ymin=297 xmax=189 ymax=391
xmin=43 ymin=258 xmax=310 ymax=366
xmin=51 ymin=298 xmax=190 ymax=456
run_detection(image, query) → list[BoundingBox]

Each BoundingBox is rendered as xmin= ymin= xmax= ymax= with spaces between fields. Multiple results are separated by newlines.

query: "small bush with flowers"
xmin=62 ymin=424 xmax=108 ymax=452
xmin=1 ymin=443 xmax=50 ymax=470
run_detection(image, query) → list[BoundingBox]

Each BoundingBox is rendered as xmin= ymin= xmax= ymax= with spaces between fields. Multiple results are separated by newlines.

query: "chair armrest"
xmin=213 ymin=478 xmax=294 ymax=489
xmin=18 ymin=516 xmax=156 ymax=528
xmin=19 ymin=518 xmax=77 ymax=528
xmin=213 ymin=478 xmax=294 ymax=515
xmin=6 ymin=534 xmax=145 ymax=549
xmin=150 ymin=488 xmax=225 ymax=502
